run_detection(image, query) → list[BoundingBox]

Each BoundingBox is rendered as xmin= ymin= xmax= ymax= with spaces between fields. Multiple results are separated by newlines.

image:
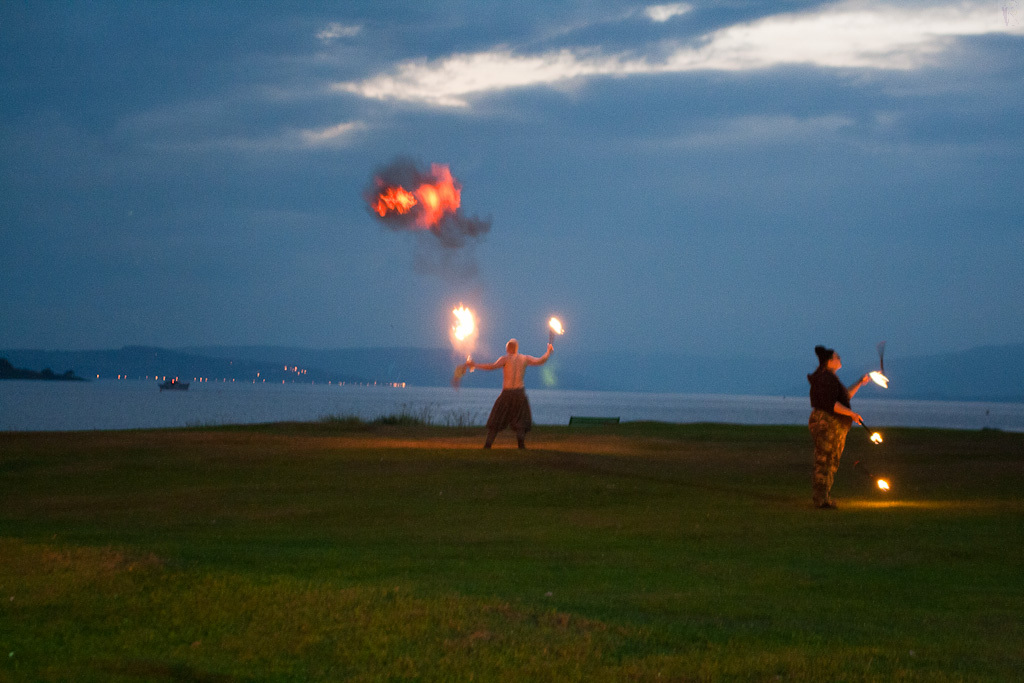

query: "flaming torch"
xmin=548 ymin=317 xmax=564 ymax=345
xmin=854 ymin=460 xmax=891 ymax=493
xmin=869 ymin=341 xmax=889 ymax=388
xmin=450 ymin=305 xmax=477 ymax=389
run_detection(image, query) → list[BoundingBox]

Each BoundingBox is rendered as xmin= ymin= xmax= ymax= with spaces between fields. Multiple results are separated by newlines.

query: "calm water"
xmin=2 ymin=379 xmax=1022 ymax=433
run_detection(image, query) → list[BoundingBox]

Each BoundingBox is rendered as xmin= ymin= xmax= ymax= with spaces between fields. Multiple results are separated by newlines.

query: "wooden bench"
xmin=568 ymin=416 xmax=620 ymax=425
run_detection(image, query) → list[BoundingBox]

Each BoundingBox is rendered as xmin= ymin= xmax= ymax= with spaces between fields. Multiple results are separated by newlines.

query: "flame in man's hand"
xmin=452 ymin=305 xmax=475 ymax=341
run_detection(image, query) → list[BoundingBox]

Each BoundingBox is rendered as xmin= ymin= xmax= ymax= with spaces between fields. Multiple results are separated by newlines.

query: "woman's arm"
xmin=847 ymin=374 xmax=871 ymax=399
xmin=832 ymin=402 xmax=863 ymax=425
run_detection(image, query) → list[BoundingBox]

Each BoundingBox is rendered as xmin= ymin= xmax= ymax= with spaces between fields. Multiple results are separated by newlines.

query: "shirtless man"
xmin=468 ymin=339 xmax=552 ymax=449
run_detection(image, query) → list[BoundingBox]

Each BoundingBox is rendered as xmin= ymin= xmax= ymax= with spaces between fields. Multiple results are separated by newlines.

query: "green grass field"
xmin=1 ymin=421 xmax=1022 ymax=681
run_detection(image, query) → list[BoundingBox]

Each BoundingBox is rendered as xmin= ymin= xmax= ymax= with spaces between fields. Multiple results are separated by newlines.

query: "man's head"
xmin=506 ymin=339 xmax=518 ymax=354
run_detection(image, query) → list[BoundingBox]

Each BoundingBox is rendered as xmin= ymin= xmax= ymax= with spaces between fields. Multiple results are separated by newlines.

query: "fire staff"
xmin=468 ymin=339 xmax=552 ymax=449
xmin=807 ymin=345 xmax=871 ymax=509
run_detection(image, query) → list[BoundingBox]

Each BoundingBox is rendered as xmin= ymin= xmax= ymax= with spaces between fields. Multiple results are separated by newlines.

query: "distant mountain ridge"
xmin=1 ymin=343 xmax=1021 ymax=402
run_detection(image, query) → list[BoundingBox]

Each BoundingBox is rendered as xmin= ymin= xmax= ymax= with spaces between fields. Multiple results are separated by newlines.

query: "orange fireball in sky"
xmin=366 ymin=159 xmax=491 ymax=251
xmin=373 ymin=186 xmax=416 ymax=217
xmin=371 ymin=163 xmax=462 ymax=229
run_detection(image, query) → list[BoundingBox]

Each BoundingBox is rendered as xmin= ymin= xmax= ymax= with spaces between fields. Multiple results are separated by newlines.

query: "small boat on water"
xmin=158 ymin=378 xmax=189 ymax=391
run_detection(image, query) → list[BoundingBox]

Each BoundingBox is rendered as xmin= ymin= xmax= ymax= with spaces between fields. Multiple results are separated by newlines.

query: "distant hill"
xmin=2 ymin=343 xmax=1021 ymax=402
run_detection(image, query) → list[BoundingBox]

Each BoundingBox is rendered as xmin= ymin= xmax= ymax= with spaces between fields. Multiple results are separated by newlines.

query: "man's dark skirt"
xmin=486 ymin=388 xmax=533 ymax=434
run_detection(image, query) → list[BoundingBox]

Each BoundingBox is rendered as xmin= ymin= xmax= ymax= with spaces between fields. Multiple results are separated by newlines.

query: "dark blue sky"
xmin=2 ymin=1 xmax=1021 ymax=362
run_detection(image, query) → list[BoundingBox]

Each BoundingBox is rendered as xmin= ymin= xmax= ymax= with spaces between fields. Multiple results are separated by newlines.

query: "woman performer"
xmin=468 ymin=339 xmax=552 ymax=449
xmin=807 ymin=345 xmax=871 ymax=509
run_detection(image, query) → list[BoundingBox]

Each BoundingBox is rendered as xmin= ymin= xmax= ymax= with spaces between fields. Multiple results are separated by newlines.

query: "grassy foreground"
xmin=1 ymin=421 xmax=1022 ymax=682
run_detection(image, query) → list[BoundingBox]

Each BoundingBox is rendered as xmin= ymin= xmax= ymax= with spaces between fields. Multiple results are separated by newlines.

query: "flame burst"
xmin=450 ymin=305 xmax=477 ymax=388
xmin=366 ymin=160 xmax=491 ymax=252
xmin=877 ymin=479 xmax=890 ymax=491
xmin=549 ymin=317 xmax=564 ymax=336
xmin=372 ymin=164 xmax=462 ymax=229
xmin=870 ymin=432 xmax=884 ymax=444
xmin=869 ymin=371 xmax=889 ymax=388
xmin=452 ymin=305 xmax=476 ymax=342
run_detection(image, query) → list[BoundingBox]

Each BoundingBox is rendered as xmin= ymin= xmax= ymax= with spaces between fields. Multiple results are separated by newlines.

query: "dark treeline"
xmin=0 ymin=358 xmax=85 ymax=381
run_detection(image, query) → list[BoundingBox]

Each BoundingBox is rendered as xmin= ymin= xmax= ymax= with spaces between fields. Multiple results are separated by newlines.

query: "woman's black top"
xmin=807 ymin=367 xmax=850 ymax=414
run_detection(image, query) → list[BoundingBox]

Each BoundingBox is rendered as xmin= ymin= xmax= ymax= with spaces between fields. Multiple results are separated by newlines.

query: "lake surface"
xmin=3 ymin=380 xmax=1023 ymax=433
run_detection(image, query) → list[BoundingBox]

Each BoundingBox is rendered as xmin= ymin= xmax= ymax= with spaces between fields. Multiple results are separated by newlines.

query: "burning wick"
xmin=548 ymin=317 xmax=564 ymax=344
xmin=859 ymin=420 xmax=884 ymax=445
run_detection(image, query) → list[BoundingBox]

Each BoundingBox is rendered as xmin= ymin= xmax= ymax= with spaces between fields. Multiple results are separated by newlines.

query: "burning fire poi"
xmin=859 ymin=420 xmax=884 ymax=445
xmin=854 ymin=460 xmax=892 ymax=494
xmin=366 ymin=159 xmax=491 ymax=249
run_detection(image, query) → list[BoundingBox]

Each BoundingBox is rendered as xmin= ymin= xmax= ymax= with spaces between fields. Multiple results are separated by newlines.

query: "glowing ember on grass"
xmin=855 ymin=461 xmax=892 ymax=493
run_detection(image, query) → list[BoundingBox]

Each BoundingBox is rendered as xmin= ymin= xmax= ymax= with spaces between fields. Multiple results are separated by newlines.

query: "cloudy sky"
xmin=2 ymin=1 xmax=1022 ymax=361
